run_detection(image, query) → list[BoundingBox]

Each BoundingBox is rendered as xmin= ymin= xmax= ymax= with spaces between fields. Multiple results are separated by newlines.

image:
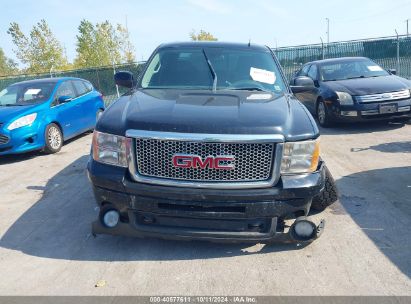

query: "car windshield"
xmin=0 ymin=81 xmax=55 ymax=106
xmin=140 ymin=47 xmax=286 ymax=93
xmin=319 ymin=58 xmax=390 ymax=81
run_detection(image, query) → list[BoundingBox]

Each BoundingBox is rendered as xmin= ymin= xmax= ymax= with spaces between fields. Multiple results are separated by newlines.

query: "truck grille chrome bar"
xmin=355 ymin=89 xmax=410 ymax=103
xmin=126 ymin=130 xmax=284 ymax=189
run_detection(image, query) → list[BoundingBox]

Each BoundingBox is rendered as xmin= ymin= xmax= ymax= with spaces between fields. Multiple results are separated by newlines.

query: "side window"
xmin=72 ymin=80 xmax=88 ymax=97
xmin=308 ymin=64 xmax=318 ymax=80
xmin=142 ymin=53 xmax=160 ymax=87
xmin=53 ymin=81 xmax=76 ymax=106
xmin=83 ymin=81 xmax=93 ymax=93
xmin=297 ymin=64 xmax=310 ymax=76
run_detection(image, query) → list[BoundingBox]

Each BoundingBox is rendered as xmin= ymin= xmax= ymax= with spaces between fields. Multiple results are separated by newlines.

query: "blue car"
xmin=0 ymin=77 xmax=105 ymax=155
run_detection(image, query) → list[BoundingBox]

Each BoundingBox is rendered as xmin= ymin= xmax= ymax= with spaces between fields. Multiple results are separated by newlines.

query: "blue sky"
xmin=1 ymin=0 xmax=411 ymax=66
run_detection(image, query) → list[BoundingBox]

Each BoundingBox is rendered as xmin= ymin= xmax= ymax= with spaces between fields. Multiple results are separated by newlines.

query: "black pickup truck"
xmin=87 ymin=42 xmax=337 ymax=243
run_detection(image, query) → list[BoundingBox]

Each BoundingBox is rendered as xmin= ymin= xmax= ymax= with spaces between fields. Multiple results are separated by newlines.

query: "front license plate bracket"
xmin=379 ymin=103 xmax=397 ymax=114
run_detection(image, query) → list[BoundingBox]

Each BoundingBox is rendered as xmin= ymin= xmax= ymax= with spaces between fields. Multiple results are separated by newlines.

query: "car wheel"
xmin=316 ymin=100 xmax=334 ymax=127
xmin=311 ymin=166 xmax=338 ymax=211
xmin=44 ymin=123 xmax=63 ymax=154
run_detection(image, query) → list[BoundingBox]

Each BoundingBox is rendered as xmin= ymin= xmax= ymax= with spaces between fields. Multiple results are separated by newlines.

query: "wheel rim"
xmin=48 ymin=126 xmax=61 ymax=150
xmin=318 ymin=102 xmax=326 ymax=124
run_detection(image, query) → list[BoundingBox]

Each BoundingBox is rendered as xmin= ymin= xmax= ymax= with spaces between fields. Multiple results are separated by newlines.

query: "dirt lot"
xmin=0 ymin=121 xmax=410 ymax=295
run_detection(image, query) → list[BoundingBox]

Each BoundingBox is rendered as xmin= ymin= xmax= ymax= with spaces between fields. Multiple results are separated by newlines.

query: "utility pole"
xmin=406 ymin=19 xmax=410 ymax=36
xmin=325 ymin=18 xmax=330 ymax=44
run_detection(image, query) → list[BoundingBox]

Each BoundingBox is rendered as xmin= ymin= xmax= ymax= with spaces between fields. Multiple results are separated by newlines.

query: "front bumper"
xmin=332 ymin=99 xmax=411 ymax=122
xmin=0 ymin=123 xmax=45 ymax=155
xmin=87 ymin=159 xmax=326 ymax=243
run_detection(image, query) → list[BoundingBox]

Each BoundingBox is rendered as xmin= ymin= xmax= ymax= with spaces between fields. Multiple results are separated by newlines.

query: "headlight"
xmin=7 ymin=113 xmax=37 ymax=130
xmin=336 ymin=92 xmax=354 ymax=105
xmin=92 ymin=131 xmax=130 ymax=167
xmin=281 ymin=139 xmax=320 ymax=174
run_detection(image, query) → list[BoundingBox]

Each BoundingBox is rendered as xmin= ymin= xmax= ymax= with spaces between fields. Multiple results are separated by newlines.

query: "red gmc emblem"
xmin=172 ymin=155 xmax=235 ymax=170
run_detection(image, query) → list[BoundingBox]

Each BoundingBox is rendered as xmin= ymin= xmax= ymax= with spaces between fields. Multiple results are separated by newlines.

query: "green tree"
xmin=74 ymin=19 xmax=136 ymax=68
xmin=117 ymin=24 xmax=136 ymax=63
xmin=74 ymin=20 xmax=100 ymax=67
xmin=190 ymin=29 xmax=218 ymax=41
xmin=0 ymin=48 xmax=18 ymax=76
xmin=7 ymin=20 xmax=67 ymax=73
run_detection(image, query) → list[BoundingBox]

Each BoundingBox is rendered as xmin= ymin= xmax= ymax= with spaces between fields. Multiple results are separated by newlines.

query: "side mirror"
xmin=115 ymin=71 xmax=135 ymax=88
xmin=388 ymin=69 xmax=397 ymax=75
xmin=295 ymin=76 xmax=315 ymax=87
xmin=58 ymin=96 xmax=72 ymax=103
xmin=290 ymin=76 xmax=315 ymax=94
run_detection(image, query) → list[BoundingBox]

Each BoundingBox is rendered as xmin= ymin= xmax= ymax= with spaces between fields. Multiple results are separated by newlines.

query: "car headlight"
xmin=7 ymin=113 xmax=37 ymax=130
xmin=281 ymin=139 xmax=320 ymax=174
xmin=92 ymin=131 xmax=130 ymax=167
xmin=336 ymin=91 xmax=354 ymax=105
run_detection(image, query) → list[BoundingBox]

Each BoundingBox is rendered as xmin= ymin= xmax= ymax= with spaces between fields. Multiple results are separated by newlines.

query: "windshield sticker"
xmin=25 ymin=89 xmax=41 ymax=95
xmin=367 ymin=65 xmax=383 ymax=72
xmin=247 ymin=93 xmax=273 ymax=100
xmin=250 ymin=67 xmax=276 ymax=84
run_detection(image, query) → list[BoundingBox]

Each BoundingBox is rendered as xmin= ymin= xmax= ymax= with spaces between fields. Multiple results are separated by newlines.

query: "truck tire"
xmin=311 ymin=166 xmax=338 ymax=211
xmin=44 ymin=123 xmax=63 ymax=154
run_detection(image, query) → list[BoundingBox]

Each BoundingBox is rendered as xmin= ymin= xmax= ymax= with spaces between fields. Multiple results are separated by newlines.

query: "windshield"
xmin=0 ymin=81 xmax=56 ymax=106
xmin=319 ymin=58 xmax=390 ymax=81
xmin=141 ymin=47 xmax=286 ymax=93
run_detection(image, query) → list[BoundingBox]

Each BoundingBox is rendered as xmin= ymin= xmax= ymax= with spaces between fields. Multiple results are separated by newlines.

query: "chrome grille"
xmin=0 ymin=134 xmax=9 ymax=145
xmin=355 ymin=89 xmax=410 ymax=103
xmin=135 ymin=138 xmax=275 ymax=182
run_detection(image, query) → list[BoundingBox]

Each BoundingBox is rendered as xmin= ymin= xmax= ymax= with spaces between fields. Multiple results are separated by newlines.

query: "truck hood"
xmin=323 ymin=75 xmax=411 ymax=96
xmin=97 ymin=89 xmax=318 ymax=141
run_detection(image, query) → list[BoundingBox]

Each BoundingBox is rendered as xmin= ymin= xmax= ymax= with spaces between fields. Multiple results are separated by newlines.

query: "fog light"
xmin=341 ymin=111 xmax=357 ymax=117
xmin=293 ymin=220 xmax=316 ymax=239
xmin=103 ymin=210 xmax=119 ymax=228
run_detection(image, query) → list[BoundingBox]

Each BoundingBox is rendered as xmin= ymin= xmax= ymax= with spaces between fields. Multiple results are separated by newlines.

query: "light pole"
xmin=395 ymin=29 xmax=400 ymax=74
xmin=325 ymin=18 xmax=330 ymax=44
xmin=406 ymin=19 xmax=410 ymax=36
xmin=320 ymin=37 xmax=324 ymax=59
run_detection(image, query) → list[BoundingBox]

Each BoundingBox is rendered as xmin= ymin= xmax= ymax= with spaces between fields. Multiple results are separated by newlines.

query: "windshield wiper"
xmin=228 ymin=87 xmax=268 ymax=92
xmin=345 ymin=75 xmax=366 ymax=80
xmin=1 ymin=103 xmax=24 ymax=106
xmin=202 ymin=49 xmax=217 ymax=92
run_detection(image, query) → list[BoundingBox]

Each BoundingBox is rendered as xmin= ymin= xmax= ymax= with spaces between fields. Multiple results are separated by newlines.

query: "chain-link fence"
xmin=274 ymin=35 xmax=411 ymax=81
xmin=1 ymin=35 xmax=411 ymax=106
xmin=0 ymin=62 xmax=146 ymax=106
